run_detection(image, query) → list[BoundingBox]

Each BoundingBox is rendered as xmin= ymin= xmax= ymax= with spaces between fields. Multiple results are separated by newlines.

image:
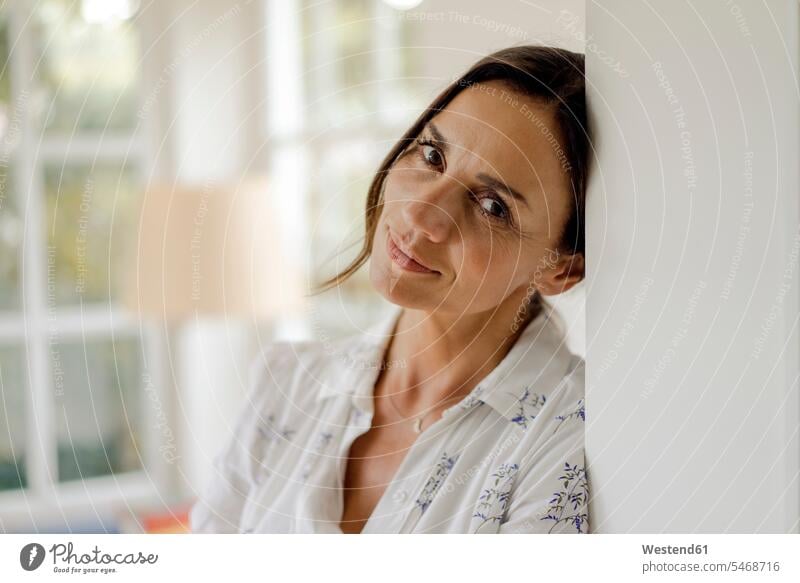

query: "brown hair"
xmin=313 ymin=45 xmax=589 ymax=302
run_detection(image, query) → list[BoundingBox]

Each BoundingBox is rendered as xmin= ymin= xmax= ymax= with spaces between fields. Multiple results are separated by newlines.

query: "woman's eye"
xmin=478 ymin=196 xmax=508 ymax=220
xmin=421 ymin=144 xmax=443 ymax=167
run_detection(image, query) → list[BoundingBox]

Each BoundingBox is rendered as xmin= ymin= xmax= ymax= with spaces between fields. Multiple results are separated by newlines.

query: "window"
xmin=0 ymin=0 xmax=160 ymax=532
xmin=267 ymin=0 xmax=423 ymax=340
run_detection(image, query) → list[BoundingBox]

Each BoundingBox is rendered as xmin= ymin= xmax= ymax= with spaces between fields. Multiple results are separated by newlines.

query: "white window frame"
xmin=265 ymin=0 xmax=421 ymax=341
xmin=0 ymin=0 xmax=170 ymax=533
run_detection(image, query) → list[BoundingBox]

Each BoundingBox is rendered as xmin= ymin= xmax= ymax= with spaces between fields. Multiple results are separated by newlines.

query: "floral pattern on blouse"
xmin=471 ymin=462 xmax=520 ymax=533
xmin=253 ymin=413 xmax=296 ymax=484
xmin=415 ymin=451 xmax=460 ymax=514
xmin=458 ymin=384 xmax=486 ymax=411
xmin=301 ymin=430 xmax=336 ymax=481
xmin=257 ymin=413 xmax=296 ymax=443
xmin=312 ymin=430 xmax=334 ymax=451
xmin=539 ymin=461 xmax=589 ymax=533
xmin=508 ymin=386 xmax=547 ymax=430
xmin=552 ymin=398 xmax=585 ymax=436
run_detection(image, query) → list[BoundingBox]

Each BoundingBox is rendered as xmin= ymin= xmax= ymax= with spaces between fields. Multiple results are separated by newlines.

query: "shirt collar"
xmin=316 ymin=302 xmax=575 ymax=423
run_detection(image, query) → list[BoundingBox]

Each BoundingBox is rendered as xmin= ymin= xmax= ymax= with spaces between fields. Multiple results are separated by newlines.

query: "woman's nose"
xmin=400 ymin=179 xmax=461 ymax=243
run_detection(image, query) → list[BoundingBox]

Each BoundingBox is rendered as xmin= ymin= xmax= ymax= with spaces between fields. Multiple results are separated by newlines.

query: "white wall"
xmin=586 ymin=0 xmax=799 ymax=532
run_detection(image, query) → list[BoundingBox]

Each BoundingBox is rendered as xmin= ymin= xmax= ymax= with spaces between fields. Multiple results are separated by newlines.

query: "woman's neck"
xmin=382 ymin=289 xmax=540 ymax=408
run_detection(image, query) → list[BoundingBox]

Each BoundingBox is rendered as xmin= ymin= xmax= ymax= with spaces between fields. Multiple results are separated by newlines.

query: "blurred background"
xmin=0 ymin=0 xmax=584 ymax=533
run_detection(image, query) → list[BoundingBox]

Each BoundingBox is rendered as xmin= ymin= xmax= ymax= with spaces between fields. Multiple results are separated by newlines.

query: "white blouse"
xmin=189 ymin=303 xmax=588 ymax=534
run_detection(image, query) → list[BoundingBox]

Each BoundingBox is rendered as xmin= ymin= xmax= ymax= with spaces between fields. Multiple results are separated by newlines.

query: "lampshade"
xmin=124 ymin=176 xmax=305 ymax=321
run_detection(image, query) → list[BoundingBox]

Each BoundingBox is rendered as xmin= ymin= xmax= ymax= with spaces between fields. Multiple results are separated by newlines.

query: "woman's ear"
xmin=536 ymin=251 xmax=585 ymax=296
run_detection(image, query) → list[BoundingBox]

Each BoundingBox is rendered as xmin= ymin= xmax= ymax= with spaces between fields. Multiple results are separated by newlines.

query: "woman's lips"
xmin=387 ymin=233 xmax=439 ymax=274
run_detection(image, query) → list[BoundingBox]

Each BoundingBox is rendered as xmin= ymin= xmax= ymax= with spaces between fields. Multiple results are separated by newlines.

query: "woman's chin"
xmin=370 ymin=262 xmax=437 ymax=310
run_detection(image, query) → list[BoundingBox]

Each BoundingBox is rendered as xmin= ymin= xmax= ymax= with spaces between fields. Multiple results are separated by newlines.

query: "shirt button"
xmin=392 ymin=490 xmax=408 ymax=504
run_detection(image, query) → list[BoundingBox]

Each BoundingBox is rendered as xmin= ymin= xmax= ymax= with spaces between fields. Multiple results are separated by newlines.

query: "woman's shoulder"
xmin=549 ymin=350 xmax=585 ymax=412
xmin=252 ymin=330 xmax=366 ymax=374
xmin=562 ymin=352 xmax=585 ymax=395
xmin=515 ymin=347 xmax=584 ymax=442
xmin=245 ymin=333 xmax=364 ymax=408
xmin=524 ymin=305 xmax=585 ymax=403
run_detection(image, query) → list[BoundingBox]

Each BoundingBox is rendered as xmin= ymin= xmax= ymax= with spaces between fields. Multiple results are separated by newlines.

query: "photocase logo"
xmin=19 ymin=543 xmax=46 ymax=571
xmin=17 ymin=541 xmax=158 ymax=575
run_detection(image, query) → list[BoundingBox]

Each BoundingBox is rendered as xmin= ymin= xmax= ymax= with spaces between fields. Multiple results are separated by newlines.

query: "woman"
xmin=190 ymin=45 xmax=590 ymax=534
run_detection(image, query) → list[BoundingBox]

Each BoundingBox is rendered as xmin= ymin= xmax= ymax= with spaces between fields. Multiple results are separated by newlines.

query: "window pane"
xmin=384 ymin=11 xmax=425 ymax=123
xmin=303 ymin=0 xmax=374 ymax=128
xmin=301 ymin=1 xmax=327 ymax=127
xmin=44 ymin=162 xmax=140 ymax=305
xmin=35 ymin=0 xmax=140 ymax=133
xmin=310 ymin=140 xmax=380 ymax=301
xmin=0 ymin=167 xmax=19 ymax=311
xmin=336 ymin=0 xmax=373 ymax=121
xmin=55 ymin=336 xmax=143 ymax=483
xmin=301 ymin=0 xmax=422 ymax=129
xmin=0 ymin=344 xmax=27 ymax=491
xmin=0 ymin=12 xmax=12 ymax=123
xmin=0 ymin=14 xmax=20 ymax=311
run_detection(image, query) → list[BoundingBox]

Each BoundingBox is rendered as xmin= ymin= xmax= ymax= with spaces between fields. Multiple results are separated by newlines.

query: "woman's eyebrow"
xmin=424 ymin=122 xmax=450 ymax=154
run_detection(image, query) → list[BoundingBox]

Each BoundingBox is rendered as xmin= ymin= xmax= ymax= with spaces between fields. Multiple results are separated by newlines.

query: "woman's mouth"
xmin=387 ymin=233 xmax=439 ymax=274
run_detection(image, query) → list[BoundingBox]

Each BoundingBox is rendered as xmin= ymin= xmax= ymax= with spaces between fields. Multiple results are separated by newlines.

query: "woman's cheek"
xmin=383 ymin=163 xmax=417 ymax=202
xmin=465 ymin=237 xmax=529 ymax=290
xmin=460 ymin=239 xmax=498 ymax=285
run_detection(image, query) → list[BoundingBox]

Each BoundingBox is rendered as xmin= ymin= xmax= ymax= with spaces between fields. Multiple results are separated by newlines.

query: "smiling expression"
xmin=369 ymin=80 xmax=579 ymax=315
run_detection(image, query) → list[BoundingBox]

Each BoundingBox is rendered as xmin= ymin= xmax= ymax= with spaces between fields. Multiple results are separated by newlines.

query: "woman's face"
xmin=369 ymin=80 xmax=583 ymax=315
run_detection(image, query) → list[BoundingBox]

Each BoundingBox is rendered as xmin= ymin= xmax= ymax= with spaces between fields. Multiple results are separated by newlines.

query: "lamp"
xmin=126 ymin=176 xmax=304 ymax=320
xmin=123 ymin=176 xmax=306 ymax=502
